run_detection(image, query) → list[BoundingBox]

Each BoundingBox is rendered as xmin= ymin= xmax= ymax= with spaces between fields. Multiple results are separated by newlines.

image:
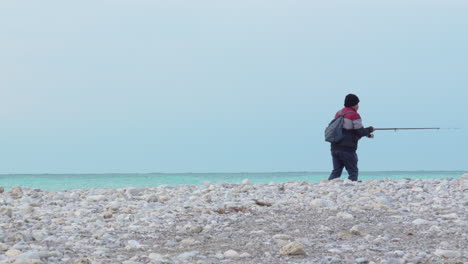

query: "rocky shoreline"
xmin=0 ymin=175 xmax=467 ymax=264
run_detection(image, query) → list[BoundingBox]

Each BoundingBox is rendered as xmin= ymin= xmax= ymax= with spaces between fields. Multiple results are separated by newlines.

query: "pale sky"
xmin=1 ymin=0 xmax=467 ymax=173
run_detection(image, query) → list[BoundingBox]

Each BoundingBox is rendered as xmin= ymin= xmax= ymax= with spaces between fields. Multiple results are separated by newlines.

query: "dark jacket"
xmin=331 ymin=107 xmax=373 ymax=152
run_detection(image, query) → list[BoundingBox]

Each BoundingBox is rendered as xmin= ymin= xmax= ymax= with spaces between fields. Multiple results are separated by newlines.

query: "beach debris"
xmin=253 ymin=199 xmax=272 ymax=207
xmin=280 ymin=242 xmax=306 ymax=256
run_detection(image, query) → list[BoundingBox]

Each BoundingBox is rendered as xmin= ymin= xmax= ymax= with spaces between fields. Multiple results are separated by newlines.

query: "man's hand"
xmin=367 ymin=134 xmax=374 ymax=138
xmin=369 ymin=126 xmax=375 ymax=133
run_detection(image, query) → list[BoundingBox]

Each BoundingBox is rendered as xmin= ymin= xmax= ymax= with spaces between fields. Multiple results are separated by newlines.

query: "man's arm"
xmin=353 ymin=118 xmax=374 ymax=137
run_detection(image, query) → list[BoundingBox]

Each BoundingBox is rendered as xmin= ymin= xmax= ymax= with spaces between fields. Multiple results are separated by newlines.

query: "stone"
xmin=350 ymin=225 xmax=366 ymax=235
xmin=273 ymin=234 xmax=292 ymax=241
xmin=412 ymin=219 xmax=430 ymax=225
xmin=146 ymin=195 xmax=159 ymax=203
xmin=434 ymin=249 xmax=461 ymax=258
xmin=126 ymin=240 xmax=142 ymax=249
xmin=356 ymin=257 xmax=369 ymax=263
xmin=126 ymin=188 xmax=144 ymax=196
xmin=240 ymin=252 xmax=251 ymax=258
xmin=74 ymin=259 xmax=92 ymax=264
xmin=224 ymin=249 xmax=240 ymax=259
xmin=32 ymin=231 xmax=47 ymax=241
xmin=9 ymin=186 xmax=23 ymax=199
xmin=184 ymin=224 xmax=203 ymax=233
xmin=159 ymin=195 xmax=171 ymax=202
xmin=5 ymin=249 xmax=22 ymax=257
xmin=0 ymin=187 xmax=4 ymax=193
xmin=310 ymin=199 xmax=333 ymax=208
xmin=177 ymin=251 xmax=198 ymax=260
xmin=148 ymin=253 xmax=169 ymax=263
xmin=280 ymin=242 xmax=306 ymax=256
xmin=242 ymin=179 xmax=250 ymax=185
xmin=181 ymin=238 xmax=198 ymax=246
xmin=440 ymin=213 xmax=458 ymax=220
xmin=102 ymin=212 xmax=113 ymax=219
xmin=337 ymin=212 xmax=354 ymax=220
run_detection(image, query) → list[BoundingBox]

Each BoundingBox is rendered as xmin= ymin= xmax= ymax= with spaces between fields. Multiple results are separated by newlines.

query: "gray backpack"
xmin=324 ymin=110 xmax=354 ymax=143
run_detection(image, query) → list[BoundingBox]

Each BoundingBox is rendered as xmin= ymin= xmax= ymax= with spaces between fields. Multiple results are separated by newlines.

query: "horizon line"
xmin=0 ymin=170 xmax=466 ymax=176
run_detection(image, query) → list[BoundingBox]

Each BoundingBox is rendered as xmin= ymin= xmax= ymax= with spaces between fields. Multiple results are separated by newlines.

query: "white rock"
xmin=126 ymin=188 xmax=144 ymax=196
xmin=177 ymin=251 xmax=198 ymax=260
xmin=87 ymin=195 xmax=106 ymax=201
xmin=126 ymin=240 xmax=142 ymax=249
xmin=242 ymin=179 xmax=250 ymax=185
xmin=350 ymin=225 xmax=366 ymax=235
xmin=5 ymin=249 xmax=22 ymax=257
xmin=148 ymin=253 xmax=169 ymax=263
xmin=440 ymin=213 xmax=458 ymax=220
xmin=146 ymin=195 xmax=159 ymax=203
xmin=310 ymin=199 xmax=334 ymax=208
xmin=280 ymin=242 xmax=306 ymax=256
xmin=181 ymin=238 xmax=198 ymax=246
xmin=434 ymin=249 xmax=461 ymax=258
xmin=32 ymin=231 xmax=47 ymax=241
xmin=9 ymin=186 xmax=23 ymax=199
xmin=337 ymin=212 xmax=354 ymax=220
xmin=159 ymin=195 xmax=171 ymax=202
xmin=356 ymin=257 xmax=369 ymax=263
xmin=184 ymin=224 xmax=203 ymax=233
xmin=224 ymin=249 xmax=240 ymax=259
xmin=240 ymin=252 xmax=251 ymax=258
xmin=273 ymin=234 xmax=292 ymax=241
xmin=412 ymin=219 xmax=430 ymax=225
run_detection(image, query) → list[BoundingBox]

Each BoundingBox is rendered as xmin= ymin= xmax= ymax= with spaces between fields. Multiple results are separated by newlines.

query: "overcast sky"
xmin=0 ymin=0 xmax=467 ymax=173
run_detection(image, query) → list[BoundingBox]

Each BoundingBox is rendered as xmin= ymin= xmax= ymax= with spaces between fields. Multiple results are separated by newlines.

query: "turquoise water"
xmin=0 ymin=171 xmax=464 ymax=191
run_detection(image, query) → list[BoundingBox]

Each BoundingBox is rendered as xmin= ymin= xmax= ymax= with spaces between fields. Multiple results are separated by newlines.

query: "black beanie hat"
xmin=344 ymin=94 xmax=360 ymax=107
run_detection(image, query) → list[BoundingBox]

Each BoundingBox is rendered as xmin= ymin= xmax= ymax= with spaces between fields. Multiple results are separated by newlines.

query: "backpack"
xmin=324 ymin=110 xmax=355 ymax=143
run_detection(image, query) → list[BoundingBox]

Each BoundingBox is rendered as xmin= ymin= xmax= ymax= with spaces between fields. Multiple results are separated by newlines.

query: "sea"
xmin=0 ymin=171 xmax=465 ymax=191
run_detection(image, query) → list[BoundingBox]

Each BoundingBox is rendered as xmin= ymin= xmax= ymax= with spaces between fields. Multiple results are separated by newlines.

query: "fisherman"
xmin=329 ymin=94 xmax=374 ymax=181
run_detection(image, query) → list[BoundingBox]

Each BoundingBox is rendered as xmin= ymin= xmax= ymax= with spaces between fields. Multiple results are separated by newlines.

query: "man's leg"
xmin=342 ymin=151 xmax=359 ymax=181
xmin=328 ymin=150 xmax=344 ymax=180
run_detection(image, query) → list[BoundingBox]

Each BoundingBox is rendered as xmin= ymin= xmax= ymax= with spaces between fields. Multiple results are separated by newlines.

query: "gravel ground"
xmin=0 ymin=175 xmax=467 ymax=264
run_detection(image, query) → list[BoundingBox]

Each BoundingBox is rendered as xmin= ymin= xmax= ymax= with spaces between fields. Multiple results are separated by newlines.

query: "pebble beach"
xmin=0 ymin=175 xmax=467 ymax=264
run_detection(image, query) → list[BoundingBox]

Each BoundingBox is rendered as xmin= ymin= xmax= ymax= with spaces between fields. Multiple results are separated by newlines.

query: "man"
xmin=329 ymin=94 xmax=374 ymax=181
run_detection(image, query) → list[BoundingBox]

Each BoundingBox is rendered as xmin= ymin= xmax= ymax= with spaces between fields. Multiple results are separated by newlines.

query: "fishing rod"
xmin=374 ymin=127 xmax=441 ymax=131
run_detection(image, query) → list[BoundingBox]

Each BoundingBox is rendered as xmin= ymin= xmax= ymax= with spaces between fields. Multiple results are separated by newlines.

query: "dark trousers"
xmin=329 ymin=150 xmax=359 ymax=181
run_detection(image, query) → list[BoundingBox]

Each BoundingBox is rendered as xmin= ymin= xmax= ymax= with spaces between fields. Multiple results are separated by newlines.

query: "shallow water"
xmin=0 ymin=171 xmax=464 ymax=191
